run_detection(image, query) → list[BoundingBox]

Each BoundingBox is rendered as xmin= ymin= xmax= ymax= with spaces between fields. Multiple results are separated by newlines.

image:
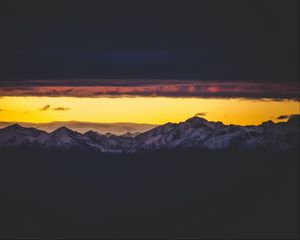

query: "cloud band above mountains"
xmin=0 ymin=80 xmax=298 ymax=100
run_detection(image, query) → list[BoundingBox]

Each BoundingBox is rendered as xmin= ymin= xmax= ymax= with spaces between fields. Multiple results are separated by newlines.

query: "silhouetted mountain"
xmin=0 ymin=117 xmax=299 ymax=152
xmin=0 ymin=121 xmax=158 ymax=135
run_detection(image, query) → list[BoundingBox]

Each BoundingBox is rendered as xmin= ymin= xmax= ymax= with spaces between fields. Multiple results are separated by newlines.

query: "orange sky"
xmin=0 ymin=96 xmax=299 ymax=125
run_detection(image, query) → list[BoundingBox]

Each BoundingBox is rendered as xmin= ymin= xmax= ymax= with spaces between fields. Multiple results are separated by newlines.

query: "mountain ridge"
xmin=0 ymin=121 xmax=158 ymax=135
xmin=0 ymin=117 xmax=299 ymax=153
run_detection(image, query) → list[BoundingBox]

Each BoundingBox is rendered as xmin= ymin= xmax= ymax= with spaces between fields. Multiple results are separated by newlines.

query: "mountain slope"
xmin=0 ymin=117 xmax=298 ymax=152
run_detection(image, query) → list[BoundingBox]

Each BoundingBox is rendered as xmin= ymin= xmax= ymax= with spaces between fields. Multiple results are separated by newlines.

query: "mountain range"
xmin=0 ymin=116 xmax=299 ymax=153
xmin=0 ymin=121 xmax=158 ymax=135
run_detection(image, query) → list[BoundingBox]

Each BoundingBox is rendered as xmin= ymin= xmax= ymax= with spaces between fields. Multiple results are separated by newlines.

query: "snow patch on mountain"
xmin=0 ymin=117 xmax=298 ymax=152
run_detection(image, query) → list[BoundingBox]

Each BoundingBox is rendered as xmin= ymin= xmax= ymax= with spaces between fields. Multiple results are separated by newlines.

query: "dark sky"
xmin=0 ymin=0 xmax=298 ymax=83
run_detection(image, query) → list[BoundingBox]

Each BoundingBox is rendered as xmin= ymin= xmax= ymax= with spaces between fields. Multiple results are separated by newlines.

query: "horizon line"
xmin=0 ymin=116 xmax=295 ymax=128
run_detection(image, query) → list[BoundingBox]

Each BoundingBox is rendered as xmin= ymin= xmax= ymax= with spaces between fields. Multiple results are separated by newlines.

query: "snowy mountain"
xmin=0 ymin=124 xmax=48 ymax=147
xmin=0 ymin=117 xmax=298 ymax=152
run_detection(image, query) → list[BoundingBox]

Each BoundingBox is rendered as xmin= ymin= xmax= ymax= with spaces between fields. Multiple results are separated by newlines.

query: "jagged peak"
xmin=121 ymin=131 xmax=132 ymax=136
xmin=105 ymin=133 xmax=114 ymax=137
xmin=157 ymin=122 xmax=175 ymax=127
xmin=154 ymin=122 xmax=176 ymax=131
xmin=51 ymin=126 xmax=74 ymax=135
xmin=184 ymin=116 xmax=209 ymax=127
xmin=84 ymin=130 xmax=105 ymax=137
xmin=261 ymin=120 xmax=275 ymax=127
xmin=84 ymin=130 xmax=97 ymax=135
xmin=4 ymin=123 xmax=24 ymax=130
xmin=1 ymin=124 xmax=47 ymax=136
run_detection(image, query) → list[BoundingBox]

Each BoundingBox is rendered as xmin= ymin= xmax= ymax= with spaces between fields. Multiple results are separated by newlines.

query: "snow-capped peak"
xmin=184 ymin=116 xmax=208 ymax=126
xmin=0 ymin=117 xmax=298 ymax=152
xmin=51 ymin=126 xmax=75 ymax=135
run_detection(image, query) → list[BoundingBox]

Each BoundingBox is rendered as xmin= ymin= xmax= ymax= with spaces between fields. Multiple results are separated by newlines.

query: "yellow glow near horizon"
xmin=0 ymin=96 xmax=299 ymax=125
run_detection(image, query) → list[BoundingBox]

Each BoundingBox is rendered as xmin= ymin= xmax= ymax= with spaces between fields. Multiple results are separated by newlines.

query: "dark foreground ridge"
xmin=0 ymin=116 xmax=299 ymax=153
xmin=0 ymin=149 xmax=299 ymax=239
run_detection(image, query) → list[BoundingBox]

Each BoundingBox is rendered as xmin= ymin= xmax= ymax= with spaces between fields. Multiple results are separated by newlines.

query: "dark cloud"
xmin=40 ymin=105 xmax=51 ymax=111
xmin=53 ymin=107 xmax=70 ymax=111
xmin=277 ymin=114 xmax=300 ymax=120
xmin=195 ymin=112 xmax=207 ymax=117
xmin=277 ymin=115 xmax=289 ymax=120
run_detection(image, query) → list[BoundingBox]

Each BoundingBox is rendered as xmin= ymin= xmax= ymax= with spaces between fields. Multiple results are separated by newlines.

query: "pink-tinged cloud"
xmin=0 ymin=81 xmax=298 ymax=100
xmin=207 ymin=86 xmax=219 ymax=93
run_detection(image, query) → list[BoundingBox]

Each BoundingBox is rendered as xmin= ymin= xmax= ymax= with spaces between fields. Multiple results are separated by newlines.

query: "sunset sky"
xmin=0 ymin=1 xmax=299 ymax=129
xmin=0 ymin=96 xmax=299 ymax=125
xmin=0 ymin=80 xmax=299 ymax=126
